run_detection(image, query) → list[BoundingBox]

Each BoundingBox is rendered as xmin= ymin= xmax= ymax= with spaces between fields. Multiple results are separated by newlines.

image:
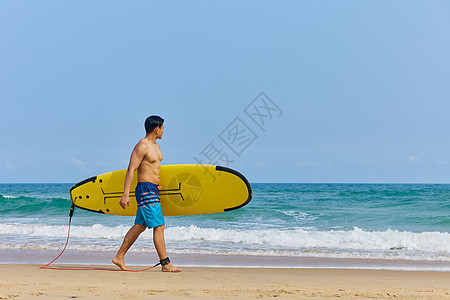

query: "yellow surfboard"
xmin=69 ymin=165 xmax=252 ymax=216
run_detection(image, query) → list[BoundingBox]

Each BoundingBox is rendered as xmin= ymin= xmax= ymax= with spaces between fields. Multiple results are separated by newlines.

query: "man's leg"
xmin=113 ymin=224 xmax=146 ymax=270
xmin=153 ymin=225 xmax=182 ymax=272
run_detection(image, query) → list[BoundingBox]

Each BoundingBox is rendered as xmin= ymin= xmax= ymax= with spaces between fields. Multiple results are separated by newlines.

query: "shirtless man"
xmin=112 ymin=115 xmax=182 ymax=272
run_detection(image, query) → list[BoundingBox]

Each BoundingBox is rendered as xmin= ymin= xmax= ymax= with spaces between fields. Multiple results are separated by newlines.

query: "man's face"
xmin=156 ymin=124 xmax=164 ymax=139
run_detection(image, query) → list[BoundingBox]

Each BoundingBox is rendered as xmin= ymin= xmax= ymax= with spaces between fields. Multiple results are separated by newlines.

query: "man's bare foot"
xmin=112 ymin=256 xmax=130 ymax=271
xmin=162 ymin=263 xmax=182 ymax=272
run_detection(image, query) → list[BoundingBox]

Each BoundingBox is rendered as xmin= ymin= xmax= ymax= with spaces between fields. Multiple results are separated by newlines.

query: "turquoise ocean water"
xmin=1 ymin=183 xmax=449 ymax=270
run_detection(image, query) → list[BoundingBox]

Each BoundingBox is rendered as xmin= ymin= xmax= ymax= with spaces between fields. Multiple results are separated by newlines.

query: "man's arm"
xmin=119 ymin=143 xmax=146 ymax=209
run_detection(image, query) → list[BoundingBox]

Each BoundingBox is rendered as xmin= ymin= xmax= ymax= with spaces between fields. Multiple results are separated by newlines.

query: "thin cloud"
xmin=435 ymin=159 xmax=448 ymax=166
xmin=408 ymin=156 xmax=422 ymax=164
xmin=70 ymin=158 xmax=85 ymax=167
xmin=253 ymin=161 xmax=267 ymax=168
xmin=4 ymin=161 xmax=18 ymax=172
xmin=297 ymin=161 xmax=333 ymax=168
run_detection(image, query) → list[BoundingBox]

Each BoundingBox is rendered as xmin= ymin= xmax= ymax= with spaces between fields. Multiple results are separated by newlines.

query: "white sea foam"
xmin=1 ymin=223 xmax=449 ymax=262
xmin=165 ymin=225 xmax=450 ymax=253
xmin=1 ymin=195 xmax=20 ymax=199
xmin=276 ymin=210 xmax=318 ymax=221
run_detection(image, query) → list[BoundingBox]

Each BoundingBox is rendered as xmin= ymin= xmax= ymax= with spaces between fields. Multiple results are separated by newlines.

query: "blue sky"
xmin=1 ymin=0 xmax=450 ymax=183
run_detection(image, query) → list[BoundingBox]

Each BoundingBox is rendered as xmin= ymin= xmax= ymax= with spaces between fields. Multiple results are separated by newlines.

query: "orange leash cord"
xmin=39 ymin=205 xmax=159 ymax=272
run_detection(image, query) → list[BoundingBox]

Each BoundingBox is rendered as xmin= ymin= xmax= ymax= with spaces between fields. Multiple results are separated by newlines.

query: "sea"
xmin=1 ymin=183 xmax=449 ymax=271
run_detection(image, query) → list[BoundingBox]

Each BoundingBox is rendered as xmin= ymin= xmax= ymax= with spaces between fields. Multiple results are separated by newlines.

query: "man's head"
xmin=145 ymin=115 xmax=164 ymax=138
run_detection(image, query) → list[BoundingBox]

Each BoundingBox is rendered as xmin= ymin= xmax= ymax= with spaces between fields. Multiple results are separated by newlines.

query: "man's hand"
xmin=120 ymin=194 xmax=130 ymax=210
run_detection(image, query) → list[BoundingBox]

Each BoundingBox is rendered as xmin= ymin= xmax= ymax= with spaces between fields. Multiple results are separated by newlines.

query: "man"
xmin=112 ymin=115 xmax=182 ymax=272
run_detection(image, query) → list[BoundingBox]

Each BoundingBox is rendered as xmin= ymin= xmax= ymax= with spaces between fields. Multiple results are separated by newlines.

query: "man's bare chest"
xmin=144 ymin=146 xmax=162 ymax=163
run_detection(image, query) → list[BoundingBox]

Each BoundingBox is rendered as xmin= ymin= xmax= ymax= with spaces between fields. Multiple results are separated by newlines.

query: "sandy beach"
xmin=1 ymin=264 xmax=449 ymax=299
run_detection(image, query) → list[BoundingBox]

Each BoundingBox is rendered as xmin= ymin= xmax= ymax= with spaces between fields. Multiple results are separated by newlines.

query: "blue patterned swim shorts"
xmin=134 ymin=182 xmax=165 ymax=229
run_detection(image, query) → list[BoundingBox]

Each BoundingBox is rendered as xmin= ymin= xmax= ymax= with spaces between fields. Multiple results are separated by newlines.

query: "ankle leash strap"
xmin=159 ymin=257 xmax=170 ymax=266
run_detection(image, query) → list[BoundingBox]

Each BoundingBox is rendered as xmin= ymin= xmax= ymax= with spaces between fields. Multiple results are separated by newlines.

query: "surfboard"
xmin=69 ymin=165 xmax=252 ymax=216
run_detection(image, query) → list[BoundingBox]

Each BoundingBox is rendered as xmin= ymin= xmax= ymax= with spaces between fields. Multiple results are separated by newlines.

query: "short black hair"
xmin=144 ymin=115 xmax=164 ymax=134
